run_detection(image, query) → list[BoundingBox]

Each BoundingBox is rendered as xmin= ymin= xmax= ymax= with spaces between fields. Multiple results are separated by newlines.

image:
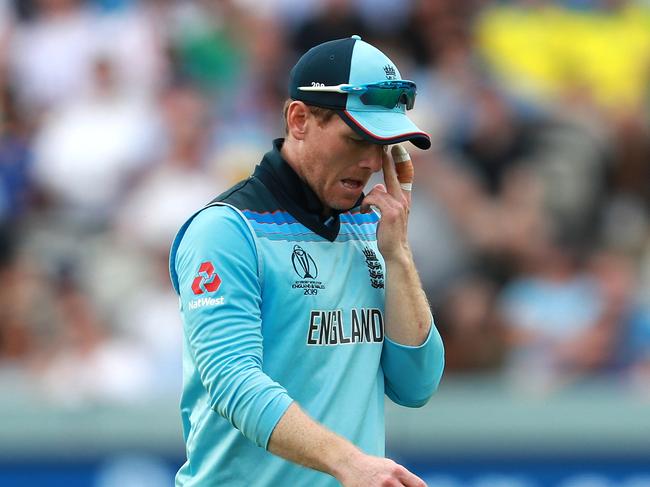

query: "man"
xmin=169 ymin=35 xmax=444 ymax=486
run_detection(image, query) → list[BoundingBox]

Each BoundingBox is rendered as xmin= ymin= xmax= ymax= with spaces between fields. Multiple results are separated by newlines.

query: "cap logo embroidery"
xmin=383 ymin=65 xmax=396 ymax=80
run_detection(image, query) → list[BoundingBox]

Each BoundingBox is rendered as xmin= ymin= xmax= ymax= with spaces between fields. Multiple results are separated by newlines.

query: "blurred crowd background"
xmin=1 ymin=0 xmax=650 ymax=426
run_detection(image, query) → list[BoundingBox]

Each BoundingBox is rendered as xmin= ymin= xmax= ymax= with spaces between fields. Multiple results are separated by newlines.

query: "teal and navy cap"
xmin=289 ymin=35 xmax=431 ymax=150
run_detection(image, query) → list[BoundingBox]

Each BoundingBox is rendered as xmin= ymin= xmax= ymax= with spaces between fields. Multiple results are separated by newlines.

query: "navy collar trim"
xmin=253 ymin=138 xmax=363 ymax=242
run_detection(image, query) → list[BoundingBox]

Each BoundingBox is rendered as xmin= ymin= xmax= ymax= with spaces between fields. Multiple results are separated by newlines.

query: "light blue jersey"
xmin=169 ymin=140 xmax=444 ymax=486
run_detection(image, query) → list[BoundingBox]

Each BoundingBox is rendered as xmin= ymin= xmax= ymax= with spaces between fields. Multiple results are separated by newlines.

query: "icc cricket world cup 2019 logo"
xmin=291 ymin=245 xmax=318 ymax=279
xmin=291 ymin=245 xmax=324 ymax=295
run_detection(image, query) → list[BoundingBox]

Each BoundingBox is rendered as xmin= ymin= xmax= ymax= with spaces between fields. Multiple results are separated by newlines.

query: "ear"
xmin=286 ymin=101 xmax=310 ymax=141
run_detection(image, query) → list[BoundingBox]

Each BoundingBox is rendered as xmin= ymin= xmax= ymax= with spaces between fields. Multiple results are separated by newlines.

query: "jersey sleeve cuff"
xmin=260 ymin=394 xmax=294 ymax=450
xmin=381 ymin=314 xmax=445 ymax=407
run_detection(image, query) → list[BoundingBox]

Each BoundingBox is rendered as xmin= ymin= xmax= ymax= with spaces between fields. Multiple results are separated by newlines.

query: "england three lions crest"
xmin=362 ymin=246 xmax=384 ymax=289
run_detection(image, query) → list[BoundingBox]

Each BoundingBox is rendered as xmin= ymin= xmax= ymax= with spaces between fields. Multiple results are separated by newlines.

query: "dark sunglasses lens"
xmin=359 ymin=85 xmax=416 ymax=110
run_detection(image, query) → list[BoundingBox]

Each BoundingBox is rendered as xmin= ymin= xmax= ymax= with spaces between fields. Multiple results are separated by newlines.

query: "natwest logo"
xmin=191 ymin=261 xmax=222 ymax=295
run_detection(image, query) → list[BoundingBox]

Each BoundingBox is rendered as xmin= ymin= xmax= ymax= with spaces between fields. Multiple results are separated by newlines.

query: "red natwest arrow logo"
xmin=191 ymin=261 xmax=222 ymax=295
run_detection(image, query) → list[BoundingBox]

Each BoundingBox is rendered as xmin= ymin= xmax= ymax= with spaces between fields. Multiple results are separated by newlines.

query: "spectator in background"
xmin=0 ymin=225 xmax=34 ymax=367
xmin=436 ymin=276 xmax=506 ymax=372
xmin=590 ymin=251 xmax=650 ymax=393
xmin=498 ymin=233 xmax=623 ymax=394
xmin=9 ymin=0 xmax=163 ymax=116
xmin=31 ymin=55 xmax=158 ymax=224
xmin=417 ymin=144 xmax=548 ymax=285
xmin=0 ymin=34 xmax=38 ymax=368
xmin=8 ymin=0 xmax=100 ymax=117
xmin=399 ymin=0 xmax=478 ymax=69
xmin=112 ymin=83 xmax=220 ymax=397
xmin=213 ymin=13 xmax=290 ymax=150
xmin=476 ymin=0 xmax=650 ymax=253
xmin=290 ymin=0 xmax=367 ymax=54
xmin=39 ymin=263 xmax=156 ymax=405
xmin=90 ymin=0 xmax=166 ymax=97
xmin=167 ymin=0 xmax=247 ymax=98
xmin=601 ymin=113 xmax=650 ymax=255
xmin=0 ymin=85 xmax=32 ymax=222
xmin=444 ymin=85 xmax=539 ymax=196
xmin=115 ymin=83 xmax=216 ymax=250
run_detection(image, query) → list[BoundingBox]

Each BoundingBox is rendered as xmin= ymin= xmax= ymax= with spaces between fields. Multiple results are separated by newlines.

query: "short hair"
xmin=282 ymin=98 xmax=337 ymax=134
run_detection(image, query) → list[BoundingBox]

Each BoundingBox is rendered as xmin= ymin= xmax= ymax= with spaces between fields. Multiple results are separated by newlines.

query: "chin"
xmin=329 ymin=198 xmax=359 ymax=212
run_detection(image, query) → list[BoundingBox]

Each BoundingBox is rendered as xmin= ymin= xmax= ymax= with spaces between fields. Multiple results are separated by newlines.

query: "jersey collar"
xmin=253 ymin=138 xmax=364 ymax=242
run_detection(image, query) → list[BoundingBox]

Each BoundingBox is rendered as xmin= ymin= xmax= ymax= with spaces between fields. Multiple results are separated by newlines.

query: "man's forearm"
xmin=267 ymin=402 xmax=358 ymax=479
xmin=384 ymin=247 xmax=432 ymax=346
xmin=267 ymin=402 xmax=426 ymax=487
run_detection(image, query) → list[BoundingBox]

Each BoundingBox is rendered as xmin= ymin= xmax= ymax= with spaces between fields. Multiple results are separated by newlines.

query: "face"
xmin=298 ymin=114 xmax=384 ymax=213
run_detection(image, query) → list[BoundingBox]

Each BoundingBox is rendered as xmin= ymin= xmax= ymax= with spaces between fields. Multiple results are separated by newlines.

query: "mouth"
xmin=340 ymin=178 xmax=363 ymax=191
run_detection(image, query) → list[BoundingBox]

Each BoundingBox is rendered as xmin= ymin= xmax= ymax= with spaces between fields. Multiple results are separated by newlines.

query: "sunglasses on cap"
xmin=298 ymin=80 xmax=417 ymax=110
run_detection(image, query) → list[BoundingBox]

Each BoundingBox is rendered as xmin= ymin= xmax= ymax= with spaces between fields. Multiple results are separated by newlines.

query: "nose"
xmin=358 ymin=144 xmax=383 ymax=172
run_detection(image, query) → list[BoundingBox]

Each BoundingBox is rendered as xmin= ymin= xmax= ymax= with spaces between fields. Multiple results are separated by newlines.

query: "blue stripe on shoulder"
xmin=336 ymin=233 xmax=377 ymax=242
xmin=241 ymin=209 xmax=378 ymax=242
xmin=258 ymin=233 xmax=327 ymax=242
xmin=340 ymin=211 xmax=380 ymax=225
xmin=247 ymin=220 xmax=311 ymax=235
xmin=242 ymin=210 xmax=298 ymax=225
xmin=256 ymin=233 xmax=377 ymax=243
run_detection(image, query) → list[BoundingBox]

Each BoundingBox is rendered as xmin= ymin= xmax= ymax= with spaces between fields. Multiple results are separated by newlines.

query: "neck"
xmin=279 ymin=137 xmax=302 ymax=178
xmin=280 ymin=138 xmax=332 ymax=217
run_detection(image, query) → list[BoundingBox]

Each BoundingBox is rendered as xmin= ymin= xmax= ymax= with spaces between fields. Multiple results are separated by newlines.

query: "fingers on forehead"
xmin=381 ymin=148 xmax=394 ymax=174
xmin=382 ymin=149 xmax=402 ymax=196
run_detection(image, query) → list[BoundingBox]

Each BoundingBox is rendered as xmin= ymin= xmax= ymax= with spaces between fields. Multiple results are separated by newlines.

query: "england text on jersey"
xmin=306 ymin=308 xmax=384 ymax=346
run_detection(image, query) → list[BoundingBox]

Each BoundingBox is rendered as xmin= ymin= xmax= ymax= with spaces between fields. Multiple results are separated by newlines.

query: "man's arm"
xmin=382 ymin=249 xmax=445 ymax=406
xmin=174 ymin=206 xmax=293 ymax=447
xmin=384 ymin=249 xmax=432 ymax=346
xmin=268 ymin=403 xmax=426 ymax=487
xmin=362 ymin=149 xmax=445 ymax=406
